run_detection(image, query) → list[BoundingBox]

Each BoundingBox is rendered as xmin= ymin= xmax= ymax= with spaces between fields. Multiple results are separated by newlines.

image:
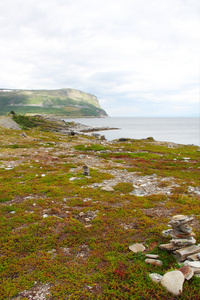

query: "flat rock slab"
xmin=145 ymin=259 xmax=163 ymax=266
xmin=169 ymin=215 xmax=193 ymax=226
xmin=101 ymin=186 xmax=114 ymax=192
xmin=161 ymin=270 xmax=184 ymax=296
xmin=171 ymin=237 xmax=196 ymax=246
xmin=187 ymin=253 xmax=200 ymax=261
xmin=178 ymin=265 xmax=194 ymax=280
xmin=146 ymin=254 xmax=159 ymax=259
xmin=175 ymin=244 xmax=200 ymax=261
xmin=159 ymin=243 xmax=182 ymax=251
xmin=129 ymin=243 xmax=146 ymax=253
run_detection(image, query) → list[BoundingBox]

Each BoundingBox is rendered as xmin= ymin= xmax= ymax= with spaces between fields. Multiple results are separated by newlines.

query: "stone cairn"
xmin=82 ymin=165 xmax=90 ymax=176
xmin=129 ymin=215 xmax=200 ymax=296
xmin=160 ymin=215 xmax=200 ymax=265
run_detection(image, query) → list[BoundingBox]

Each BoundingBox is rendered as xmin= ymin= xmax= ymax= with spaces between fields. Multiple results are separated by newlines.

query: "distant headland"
xmin=0 ymin=88 xmax=108 ymax=117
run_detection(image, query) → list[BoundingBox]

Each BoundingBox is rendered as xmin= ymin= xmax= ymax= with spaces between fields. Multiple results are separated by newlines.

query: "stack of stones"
xmin=129 ymin=216 xmax=200 ymax=296
xmin=160 ymin=215 xmax=200 ymax=274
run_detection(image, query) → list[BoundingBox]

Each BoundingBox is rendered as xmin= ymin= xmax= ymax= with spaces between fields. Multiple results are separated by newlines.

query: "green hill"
xmin=0 ymin=88 xmax=108 ymax=117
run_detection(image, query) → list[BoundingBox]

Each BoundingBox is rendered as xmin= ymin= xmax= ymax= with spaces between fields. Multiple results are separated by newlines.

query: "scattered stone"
xmin=69 ymin=177 xmax=80 ymax=181
xmin=149 ymin=273 xmax=163 ymax=283
xmin=83 ymin=165 xmax=89 ymax=176
xmin=84 ymin=218 xmax=90 ymax=222
xmin=101 ymin=186 xmax=114 ymax=192
xmin=178 ymin=265 xmax=194 ymax=280
xmin=145 ymin=259 xmax=163 ymax=266
xmin=14 ymin=283 xmax=51 ymax=299
xmin=20 ymin=132 xmax=27 ymax=138
xmin=145 ymin=254 xmax=159 ymax=259
xmin=62 ymin=247 xmax=70 ymax=255
xmin=43 ymin=214 xmax=48 ymax=218
xmin=132 ymin=190 xmax=147 ymax=196
xmin=161 ymin=270 xmax=184 ymax=296
xmin=10 ymin=211 xmax=16 ymax=214
xmin=129 ymin=243 xmax=146 ymax=253
xmin=79 ymin=212 xmax=85 ymax=217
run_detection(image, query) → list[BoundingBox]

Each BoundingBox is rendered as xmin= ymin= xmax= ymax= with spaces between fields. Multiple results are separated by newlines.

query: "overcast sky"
xmin=0 ymin=0 xmax=199 ymax=116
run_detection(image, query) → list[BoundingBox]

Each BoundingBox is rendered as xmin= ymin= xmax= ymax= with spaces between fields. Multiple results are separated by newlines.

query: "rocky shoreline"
xmin=0 ymin=115 xmax=119 ymax=139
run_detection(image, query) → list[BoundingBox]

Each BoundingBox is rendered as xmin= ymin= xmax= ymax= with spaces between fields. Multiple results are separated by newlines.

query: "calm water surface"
xmin=64 ymin=117 xmax=200 ymax=146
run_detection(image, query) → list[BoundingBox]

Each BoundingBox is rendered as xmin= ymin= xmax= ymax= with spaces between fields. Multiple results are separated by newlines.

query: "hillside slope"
xmin=0 ymin=88 xmax=108 ymax=117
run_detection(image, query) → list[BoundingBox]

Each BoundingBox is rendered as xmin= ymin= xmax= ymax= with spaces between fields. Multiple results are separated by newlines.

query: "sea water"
xmin=64 ymin=117 xmax=200 ymax=146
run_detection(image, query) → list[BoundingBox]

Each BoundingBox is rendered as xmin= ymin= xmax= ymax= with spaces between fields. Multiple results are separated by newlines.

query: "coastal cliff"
xmin=0 ymin=88 xmax=108 ymax=117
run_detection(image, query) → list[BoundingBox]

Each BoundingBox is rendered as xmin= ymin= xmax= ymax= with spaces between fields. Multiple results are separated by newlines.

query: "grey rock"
xmin=69 ymin=177 xmax=80 ymax=181
xmin=184 ymin=260 xmax=200 ymax=269
xmin=145 ymin=259 xmax=163 ymax=266
xmin=101 ymin=186 xmax=114 ymax=192
xmin=83 ymin=165 xmax=90 ymax=176
xmin=161 ymin=270 xmax=184 ymax=296
xmin=159 ymin=243 xmax=182 ymax=251
xmin=162 ymin=229 xmax=173 ymax=237
xmin=171 ymin=227 xmax=195 ymax=238
xmin=169 ymin=215 xmax=194 ymax=227
xmin=79 ymin=212 xmax=85 ymax=217
xmin=171 ymin=237 xmax=196 ymax=246
xmin=20 ymin=132 xmax=27 ymax=137
xmin=84 ymin=218 xmax=90 ymax=222
xmin=177 ymin=224 xmax=193 ymax=234
xmin=187 ymin=253 xmax=200 ymax=261
xmin=178 ymin=265 xmax=194 ymax=280
xmin=146 ymin=254 xmax=159 ymax=259
xmin=149 ymin=273 xmax=163 ymax=283
xmin=129 ymin=243 xmax=146 ymax=253
xmin=132 ymin=189 xmax=147 ymax=196
xmin=175 ymin=244 xmax=200 ymax=261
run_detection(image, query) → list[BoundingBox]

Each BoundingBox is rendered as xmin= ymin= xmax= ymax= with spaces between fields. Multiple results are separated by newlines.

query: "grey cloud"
xmin=0 ymin=0 xmax=199 ymax=116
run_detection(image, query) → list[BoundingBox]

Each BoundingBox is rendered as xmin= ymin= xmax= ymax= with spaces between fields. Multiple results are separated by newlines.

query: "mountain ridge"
xmin=0 ymin=88 xmax=108 ymax=117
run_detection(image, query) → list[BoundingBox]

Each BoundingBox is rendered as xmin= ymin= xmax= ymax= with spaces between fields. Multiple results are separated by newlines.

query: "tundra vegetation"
xmin=0 ymin=115 xmax=199 ymax=299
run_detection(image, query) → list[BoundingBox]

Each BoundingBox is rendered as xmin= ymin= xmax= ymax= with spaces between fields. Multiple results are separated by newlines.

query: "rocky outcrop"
xmin=0 ymin=116 xmax=21 ymax=130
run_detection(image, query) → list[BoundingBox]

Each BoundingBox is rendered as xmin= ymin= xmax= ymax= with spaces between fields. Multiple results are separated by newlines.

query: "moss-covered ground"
xmin=0 ymin=120 xmax=200 ymax=299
